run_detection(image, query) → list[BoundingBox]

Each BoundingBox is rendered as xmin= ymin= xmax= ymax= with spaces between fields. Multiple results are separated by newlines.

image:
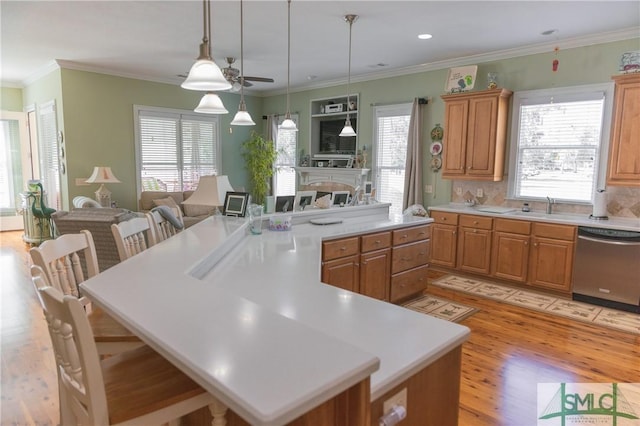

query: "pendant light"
xmin=194 ymin=92 xmax=229 ymax=114
xmin=279 ymin=0 xmax=297 ymax=131
xmin=182 ymin=0 xmax=232 ymax=92
xmin=339 ymin=14 xmax=357 ymax=137
xmin=231 ymin=0 xmax=256 ymax=126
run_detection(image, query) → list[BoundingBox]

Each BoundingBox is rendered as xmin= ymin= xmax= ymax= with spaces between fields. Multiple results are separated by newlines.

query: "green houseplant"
xmin=241 ymin=131 xmax=278 ymax=206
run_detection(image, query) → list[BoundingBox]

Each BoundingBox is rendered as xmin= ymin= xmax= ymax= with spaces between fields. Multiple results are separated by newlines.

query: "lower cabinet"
xmin=456 ymin=215 xmax=493 ymax=275
xmin=322 ymin=224 xmax=430 ymax=302
xmin=430 ymin=212 xmax=458 ymax=268
xmin=528 ymin=223 xmax=575 ymax=293
xmin=491 ymin=219 xmax=531 ymax=283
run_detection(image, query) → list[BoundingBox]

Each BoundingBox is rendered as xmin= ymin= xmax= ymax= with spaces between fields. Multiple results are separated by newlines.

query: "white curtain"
xmin=403 ymin=98 xmax=424 ymax=210
xmin=265 ymin=115 xmax=278 ymax=194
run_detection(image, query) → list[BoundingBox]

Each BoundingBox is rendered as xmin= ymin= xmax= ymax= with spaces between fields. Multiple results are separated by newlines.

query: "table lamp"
xmin=85 ymin=166 xmax=121 ymax=207
xmin=182 ymin=175 xmax=234 ymax=215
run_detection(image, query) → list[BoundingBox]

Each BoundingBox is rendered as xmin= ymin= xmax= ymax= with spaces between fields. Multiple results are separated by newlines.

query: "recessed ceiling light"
xmin=541 ymin=29 xmax=558 ymax=36
xmin=307 ymin=75 xmax=317 ymax=80
xmin=418 ymin=33 xmax=433 ymax=40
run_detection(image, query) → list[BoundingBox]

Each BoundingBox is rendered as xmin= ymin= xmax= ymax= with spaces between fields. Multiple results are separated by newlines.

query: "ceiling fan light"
xmin=339 ymin=119 xmax=356 ymax=137
xmin=279 ymin=117 xmax=298 ymax=131
xmin=194 ymin=92 xmax=229 ymax=114
xmin=182 ymin=59 xmax=232 ymax=91
xmin=231 ymin=81 xmax=242 ymax=92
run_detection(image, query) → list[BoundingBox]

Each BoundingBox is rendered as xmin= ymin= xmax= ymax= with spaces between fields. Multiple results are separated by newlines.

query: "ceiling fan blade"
xmin=242 ymin=80 xmax=253 ymax=88
xmin=242 ymin=76 xmax=274 ymax=83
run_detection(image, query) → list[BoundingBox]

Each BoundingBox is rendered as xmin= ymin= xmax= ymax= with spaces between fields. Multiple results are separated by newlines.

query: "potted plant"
xmin=241 ymin=131 xmax=278 ymax=206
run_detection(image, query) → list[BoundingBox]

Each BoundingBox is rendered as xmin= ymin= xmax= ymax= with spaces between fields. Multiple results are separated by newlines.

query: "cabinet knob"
xmin=524 ymin=241 xmax=528 ymax=246
xmin=441 ymin=217 xmax=447 ymax=221
xmin=473 ymin=221 xmax=479 ymax=225
xmin=473 ymin=229 xmax=477 ymax=233
xmin=533 ymin=242 xmax=538 ymax=247
xmin=453 ymin=231 xmax=457 ymax=235
xmin=468 ymin=166 xmax=472 ymax=170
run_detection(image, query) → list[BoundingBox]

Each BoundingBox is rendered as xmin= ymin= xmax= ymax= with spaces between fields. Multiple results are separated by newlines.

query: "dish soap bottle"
xmin=522 ymin=203 xmax=530 ymax=212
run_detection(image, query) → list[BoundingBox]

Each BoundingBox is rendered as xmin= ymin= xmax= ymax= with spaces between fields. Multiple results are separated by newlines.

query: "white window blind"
xmin=508 ymin=84 xmax=613 ymax=203
xmin=37 ymin=101 xmax=60 ymax=209
xmin=274 ymin=114 xmax=298 ymax=196
xmin=374 ymin=104 xmax=411 ymax=216
xmin=135 ymin=106 xmax=219 ymax=192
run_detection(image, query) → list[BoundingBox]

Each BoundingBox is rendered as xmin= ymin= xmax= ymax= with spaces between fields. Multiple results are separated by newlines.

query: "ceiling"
xmin=2 ymin=1 xmax=639 ymax=95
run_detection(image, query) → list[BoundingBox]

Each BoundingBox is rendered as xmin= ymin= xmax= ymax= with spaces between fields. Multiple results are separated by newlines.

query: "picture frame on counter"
xmin=223 ymin=192 xmax=250 ymax=217
xmin=331 ymin=191 xmax=350 ymax=207
xmin=294 ymin=191 xmax=317 ymax=211
xmin=275 ymin=195 xmax=295 ymax=213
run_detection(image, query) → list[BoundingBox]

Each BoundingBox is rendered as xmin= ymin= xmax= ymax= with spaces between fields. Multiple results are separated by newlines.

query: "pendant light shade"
xmin=341 ymin=14 xmax=357 ymax=137
xmin=280 ymin=0 xmax=298 ymax=132
xmin=182 ymin=0 xmax=232 ymax=92
xmin=231 ymin=0 xmax=255 ymax=126
xmin=195 ymin=92 xmax=229 ymax=114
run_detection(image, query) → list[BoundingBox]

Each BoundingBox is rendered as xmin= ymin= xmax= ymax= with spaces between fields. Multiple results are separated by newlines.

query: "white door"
xmin=0 ymin=111 xmax=31 ymax=231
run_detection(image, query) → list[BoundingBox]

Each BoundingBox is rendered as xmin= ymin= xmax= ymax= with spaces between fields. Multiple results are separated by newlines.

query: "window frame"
xmin=133 ymin=105 xmax=221 ymax=196
xmin=507 ymin=83 xmax=614 ymax=204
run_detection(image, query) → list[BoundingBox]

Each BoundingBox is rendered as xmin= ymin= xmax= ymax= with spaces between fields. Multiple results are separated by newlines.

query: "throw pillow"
xmin=152 ymin=196 xmax=182 ymax=217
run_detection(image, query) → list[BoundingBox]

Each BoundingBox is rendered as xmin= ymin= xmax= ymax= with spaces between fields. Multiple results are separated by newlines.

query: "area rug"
xmin=432 ymin=275 xmax=640 ymax=335
xmin=402 ymin=295 xmax=478 ymax=323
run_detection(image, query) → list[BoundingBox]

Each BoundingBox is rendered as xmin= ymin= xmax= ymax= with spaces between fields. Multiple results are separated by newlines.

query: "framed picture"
xmin=363 ymin=181 xmax=373 ymax=195
xmin=294 ymin=191 xmax=317 ymax=211
xmin=223 ymin=192 xmax=250 ymax=217
xmin=275 ymin=195 xmax=295 ymax=213
xmin=331 ymin=191 xmax=350 ymax=207
xmin=445 ymin=65 xmax=477 ymax=93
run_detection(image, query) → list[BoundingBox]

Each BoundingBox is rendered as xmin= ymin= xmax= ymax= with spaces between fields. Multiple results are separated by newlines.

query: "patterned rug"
xmin=432 ymin=275 xmax=640 ymax=335
xmin=402 ymin=295 xmax=478 ymax=323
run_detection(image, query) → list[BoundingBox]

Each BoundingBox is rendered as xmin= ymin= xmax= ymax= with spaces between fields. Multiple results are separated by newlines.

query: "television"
xmin=319 ymin=118 xmax=357 ymax=154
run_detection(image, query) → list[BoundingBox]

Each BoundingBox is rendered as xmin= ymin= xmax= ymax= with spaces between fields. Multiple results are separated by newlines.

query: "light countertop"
xmin=428 ymin=203 xmax=640 ymax=232
xmin=81 ymin=212 xmax=467 ymax=426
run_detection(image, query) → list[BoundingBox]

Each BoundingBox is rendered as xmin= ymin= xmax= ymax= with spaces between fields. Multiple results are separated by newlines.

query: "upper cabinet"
xmin=441 ymin=88 xmax=512 ymax=181
xmin=309 ymin=94 xmax=359 ymax=162
xmin=607 ymin=73 xmax=640 ymax=187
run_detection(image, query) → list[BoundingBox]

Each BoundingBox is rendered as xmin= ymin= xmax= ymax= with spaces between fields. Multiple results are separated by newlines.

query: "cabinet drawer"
xmin=430 ymin=211 xmax=459 ymax=225
xmin=322 ymin=237 xmax=360 ymax=261
xmin=459 ymin=214 xmax=493 ymax=230
xmin=361 ymin=231 xmax=391 ymax=253
xmin=392 ymin=225 xmax=431 ymax=245
xmin=533 ymin=223 xmax=575 ymax=241
xmin=494 ymin=218 xmax=531 ymax=235
xmin=392 ymin=240 xmax=430 ymax=274
xmin=390 ymin=265 xmax=429 ymax=303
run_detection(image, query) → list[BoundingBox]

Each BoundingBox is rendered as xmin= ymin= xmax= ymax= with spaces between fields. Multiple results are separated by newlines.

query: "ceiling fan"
xmin=222 ymin=57 xmax=274 ymax=91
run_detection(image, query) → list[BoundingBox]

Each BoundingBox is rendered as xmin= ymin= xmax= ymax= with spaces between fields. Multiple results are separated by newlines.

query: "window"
xmin=134 ymin=106 xmax=220 ymax=193
xmin=274 ymin=114 xmax=298 ymax=196
xmin=508 ymin=84 xmax=613 ymax=203
xmin=373 ymin=104 xmax=411 ymax=216
xmin=37 ymin=101 xmax=60 ymax=209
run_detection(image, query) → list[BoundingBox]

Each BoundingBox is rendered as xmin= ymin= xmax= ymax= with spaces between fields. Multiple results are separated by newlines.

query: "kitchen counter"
xmin=429 ymin=203 xmax=640 ymax=232
xmin=81 ymin=212 xmax=467 ymax=425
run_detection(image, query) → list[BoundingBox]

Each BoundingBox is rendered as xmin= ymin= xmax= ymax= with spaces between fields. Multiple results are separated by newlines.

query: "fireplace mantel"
xmin=294 ymin=167 xmax=370 ymax=188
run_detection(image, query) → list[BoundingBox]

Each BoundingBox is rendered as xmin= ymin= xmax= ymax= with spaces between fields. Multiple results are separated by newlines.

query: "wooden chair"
xmin=36 ymin=285 xmax=227 ymax=426
xmin=110 ymin=217 xmax=156 ymax=261
xmin=146 ymin=208 xmax=183 ymax=243
xmin=29 ymin=231 xmax=143 ymax=355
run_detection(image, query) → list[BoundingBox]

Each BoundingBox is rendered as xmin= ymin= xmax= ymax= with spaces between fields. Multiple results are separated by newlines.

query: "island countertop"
xmin=81 ymin=213 xmax=469 ymax=425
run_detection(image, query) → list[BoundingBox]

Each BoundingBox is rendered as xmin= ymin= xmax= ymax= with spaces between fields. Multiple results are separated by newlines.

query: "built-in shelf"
xmin=309 ymin=94 xmax=359 ymax=159
xmin=295 ymin=167 xmax=370 ymax=188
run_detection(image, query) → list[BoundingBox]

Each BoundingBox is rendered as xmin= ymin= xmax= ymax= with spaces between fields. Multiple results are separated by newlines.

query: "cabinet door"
xmin=607 ymin=74 xmax=640 ymax=186
xmin=360 ymin=249 xmax=391 ymax=301
xmin=457 ymin=227 xmax=492 ymax=274
xmin=390 ymin=265 xmax=429 ymax=303
xmin=321 ymin=255 xmax=360 ymax=292
xmin=430 ymin=224 xmax=457 ymax=268
xmin=442 ymin=99 xmax=468 ymax=176
xmin=528 ymin=237 xmax=574 ymax=293
xmin=491 ymin=231 xmax=530 ymax=282
xmin=466 ymin=95 xmax=498 ymax=177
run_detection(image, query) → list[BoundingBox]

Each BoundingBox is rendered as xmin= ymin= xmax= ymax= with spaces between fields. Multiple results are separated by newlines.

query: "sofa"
xmin=139 ymin=191 xmax=214 ymax=228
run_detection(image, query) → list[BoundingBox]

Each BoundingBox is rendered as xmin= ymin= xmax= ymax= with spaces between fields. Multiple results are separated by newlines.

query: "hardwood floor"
xmin=1 ymin=230 xmax=638 ymax=426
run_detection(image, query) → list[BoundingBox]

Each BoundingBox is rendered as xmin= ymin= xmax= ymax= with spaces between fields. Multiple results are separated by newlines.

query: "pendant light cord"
xmin=286 ymin=0 xmax=292 ymax=117
xmin=346 ymin=16 xmax=352 ymax=121
xmin=239 ymin=0 xmax=245 ymax=104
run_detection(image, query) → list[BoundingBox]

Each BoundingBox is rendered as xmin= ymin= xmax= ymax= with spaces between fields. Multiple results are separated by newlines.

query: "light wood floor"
xmin=1 ymin=230 xmax=639 ymax=426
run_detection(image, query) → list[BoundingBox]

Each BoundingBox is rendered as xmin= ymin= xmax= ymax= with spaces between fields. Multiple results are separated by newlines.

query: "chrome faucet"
xmin=546 ymin=196 xmax=555 ymax=214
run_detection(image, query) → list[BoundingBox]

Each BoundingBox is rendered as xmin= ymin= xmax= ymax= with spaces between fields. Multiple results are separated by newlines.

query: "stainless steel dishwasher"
xmin=572 ymin=226 xmax=640 ymax=313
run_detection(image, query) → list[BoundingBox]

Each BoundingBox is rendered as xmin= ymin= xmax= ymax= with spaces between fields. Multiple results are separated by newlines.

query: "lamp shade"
xmin=182 ymin=175 xmax=234 ymax=207
xmin=195 ymin=92 xmax=229 ymax=114
xmin=85 ymin=167 xmax=121 ymax=184
xmin=339 ymin=120 xmax=357 ymax=137
xmin=231 ymin=109 xmax=256 ymax=126
xmin=181 ymin=59 xmax=232 ymax=92
xmin=279 ymin=114 xmax=298 ymax=131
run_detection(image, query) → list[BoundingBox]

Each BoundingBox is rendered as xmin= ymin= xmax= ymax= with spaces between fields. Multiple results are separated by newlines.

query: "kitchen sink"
xmin=510 ymin=211 xmax=551 ymax=218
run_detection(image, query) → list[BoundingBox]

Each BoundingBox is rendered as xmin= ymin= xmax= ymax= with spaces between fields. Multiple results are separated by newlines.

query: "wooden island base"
xmin=184 ymin=345 xmax=462 ymax=426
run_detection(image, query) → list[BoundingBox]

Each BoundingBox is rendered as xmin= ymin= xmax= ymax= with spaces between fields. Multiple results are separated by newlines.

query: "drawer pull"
xmin=473 ymin=221 xmax=479 ymax=225
xmin=441 ymin=217 xmax=447 ymax=221
xmin=401 ymin=234 xmax=408 ymax=239
xmin=401 ymin=257 xmax=412 ymax=262
xmin=340 ymin=247 xmax=347 ymax=251
xmin=418 ymin=231 xmax=426 ymax=235
xmin=419 ymin=252 xmax=426 ymax=256
xmin=375 ymin=240 xmax=381 ymax=244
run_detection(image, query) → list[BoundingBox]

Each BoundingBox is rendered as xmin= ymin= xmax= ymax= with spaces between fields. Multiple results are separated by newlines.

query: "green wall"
xmin=1 ymin=87 xmax=23 ymax=111
xmin=262 ymin=38 xmax=639 ymax=208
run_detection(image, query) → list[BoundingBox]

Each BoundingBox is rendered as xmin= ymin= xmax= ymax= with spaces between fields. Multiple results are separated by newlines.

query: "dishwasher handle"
xmin=578 ymin=234 xmax=640 ymax=246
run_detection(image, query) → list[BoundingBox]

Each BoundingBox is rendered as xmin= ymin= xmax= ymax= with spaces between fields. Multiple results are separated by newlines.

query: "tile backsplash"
xmin=450 ymin=180 xmax=640 ymax=218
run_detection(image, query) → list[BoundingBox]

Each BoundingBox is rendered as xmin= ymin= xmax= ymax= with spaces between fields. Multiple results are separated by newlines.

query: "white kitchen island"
xmin=81 ymin=211 xmax=470 ymax=426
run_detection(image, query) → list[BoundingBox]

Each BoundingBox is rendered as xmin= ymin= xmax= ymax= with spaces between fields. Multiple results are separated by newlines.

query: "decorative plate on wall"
xmin=430 ymin=141 xmax=443 ymax=156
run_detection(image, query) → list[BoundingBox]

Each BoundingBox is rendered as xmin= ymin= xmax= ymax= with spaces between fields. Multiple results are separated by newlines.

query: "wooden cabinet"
xmin=322 ymin=237 xmax=360 ymax=292
xmin=528 ymin=223 xmax=576 ymax=294
xmin=457 ymin=215 xmax=493 ymax=275
xmin=322 ymin=224 xmax=430 ymax=302
xmin=430 ymin=212 xmax=458 ymax=268
xmin=491 ymin=219 xmax=531 ymax=283
xmin=441 ymin=88 xmax=512 ymax=181
xmin=360 ymin=232 xmax=391 ymax=301
xmin=607 ymin=73 xmax=640 ymax=186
